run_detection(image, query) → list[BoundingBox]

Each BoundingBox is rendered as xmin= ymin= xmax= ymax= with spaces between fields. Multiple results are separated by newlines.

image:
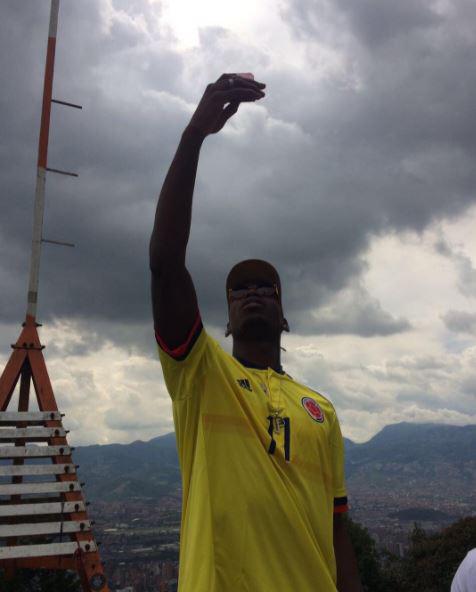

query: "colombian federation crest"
xmin=301 ymin=397 xmax=325 ymax=423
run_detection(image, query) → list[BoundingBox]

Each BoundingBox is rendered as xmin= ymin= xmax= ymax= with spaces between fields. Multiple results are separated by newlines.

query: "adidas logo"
xmin=237 ymin=378 xmax=252 ymax=392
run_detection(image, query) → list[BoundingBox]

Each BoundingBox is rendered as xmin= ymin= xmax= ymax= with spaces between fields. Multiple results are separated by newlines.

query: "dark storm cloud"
xmin=303 ymin=283 xmax=411 ymax=337
xmin=442 ymin=310 xmax=476 ymax=335
xmin=334 ymin=0 xmax=442 ymax=48
xmin=2 ymin=0 xmax=476 ymax=348
xmin=281 ymin=0 xmax=442 ymax=49
xmin=278 ymin=0 xmax=476 ymax=219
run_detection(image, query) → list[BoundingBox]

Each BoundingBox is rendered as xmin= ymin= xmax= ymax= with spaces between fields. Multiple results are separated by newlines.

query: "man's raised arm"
xmin=149 ymin=74 xmax=266 ymax=350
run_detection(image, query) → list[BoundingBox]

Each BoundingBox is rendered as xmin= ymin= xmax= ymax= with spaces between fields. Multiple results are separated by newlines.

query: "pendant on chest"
xmin=266 ymin=413 xmax=291 ymax=462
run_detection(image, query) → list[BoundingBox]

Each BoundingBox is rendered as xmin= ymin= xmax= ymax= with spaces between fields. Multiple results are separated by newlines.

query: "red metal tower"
xmin=0 ymin=2 xmax=109 ymax=590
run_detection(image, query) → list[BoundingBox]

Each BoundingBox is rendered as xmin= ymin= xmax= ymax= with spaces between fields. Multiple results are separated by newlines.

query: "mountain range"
xmin=74 ymin=422 xmax=476 ymax=502
xmin=342 ymin=422 xmax=476 ymax=498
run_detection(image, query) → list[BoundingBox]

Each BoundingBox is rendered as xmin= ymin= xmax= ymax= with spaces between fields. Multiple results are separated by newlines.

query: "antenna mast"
xmin=0 ymin=3 xmax=108 ymax=590
xmin=27 ymin=0 xmax=79 ymax=322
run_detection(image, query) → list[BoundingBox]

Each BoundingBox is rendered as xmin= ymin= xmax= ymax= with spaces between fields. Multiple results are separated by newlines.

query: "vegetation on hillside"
xmin=346 ymin=515 xmax=476 ymax=592
xmin=0 ymin=568 xmax=81 ymax=592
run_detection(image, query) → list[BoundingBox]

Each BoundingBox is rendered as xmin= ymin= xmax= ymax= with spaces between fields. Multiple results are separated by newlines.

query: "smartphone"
xmin=236 ymin=72 xmax=254 ymax=80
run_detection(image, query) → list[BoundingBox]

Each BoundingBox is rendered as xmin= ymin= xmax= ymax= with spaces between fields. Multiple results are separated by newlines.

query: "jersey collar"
xmin=234 ymin=355 xmax=285 ymax=375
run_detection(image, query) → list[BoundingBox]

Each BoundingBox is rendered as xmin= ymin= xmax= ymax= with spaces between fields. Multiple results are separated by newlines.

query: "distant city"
xmin=75 ymin=422 xmax=475 ymax=591
xmin=92 ymin=497 xmax=180 ymax=591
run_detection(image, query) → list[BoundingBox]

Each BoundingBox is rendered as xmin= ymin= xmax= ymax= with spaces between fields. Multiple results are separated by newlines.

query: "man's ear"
xmin=282 ymin=318 xmax=290 ymax=332
xmin=225 ymin=322 xmax=232 ymax=337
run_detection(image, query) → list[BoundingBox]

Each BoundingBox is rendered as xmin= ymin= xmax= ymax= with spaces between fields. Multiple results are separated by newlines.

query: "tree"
xmin=344 ymin=515 xmax=476 ymax=591
xmin=0 ymin=568 xmax=81 ymax=592
xmin=400 ymin=517 xmax=476 ymax=592
xmin=344 ymin=514 xmax=396 ymax=591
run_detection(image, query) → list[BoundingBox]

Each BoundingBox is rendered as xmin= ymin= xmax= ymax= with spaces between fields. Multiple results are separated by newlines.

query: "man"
xmin=150 ymin=73 xmax=362 ymax=591
xmin=452 ymin=549 xmax=476 ymax=591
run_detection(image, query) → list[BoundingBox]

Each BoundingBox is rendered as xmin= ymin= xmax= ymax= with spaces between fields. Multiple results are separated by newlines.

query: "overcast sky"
xmin=1 ymin=0 xmax=476 ymax=445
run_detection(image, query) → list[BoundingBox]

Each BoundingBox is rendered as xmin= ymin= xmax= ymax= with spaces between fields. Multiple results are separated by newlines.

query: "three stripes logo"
xmin=237 ymin=378 xmax=252 ymax=392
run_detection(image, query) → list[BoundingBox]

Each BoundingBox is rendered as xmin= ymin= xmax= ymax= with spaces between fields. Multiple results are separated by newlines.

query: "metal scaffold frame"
xmin=0 ymin=2 xmax=108 ymax=590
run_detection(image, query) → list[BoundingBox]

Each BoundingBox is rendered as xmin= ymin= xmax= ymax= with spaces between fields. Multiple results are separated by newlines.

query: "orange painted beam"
xmin=0 ymin=349 xmax=26 ymax=410
xmin=29 ymin=349 xmax=58 ymax=411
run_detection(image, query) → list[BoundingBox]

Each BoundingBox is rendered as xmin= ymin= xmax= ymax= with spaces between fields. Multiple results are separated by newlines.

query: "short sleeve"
xmin=329 ymin=411 xmax=348 ymax=514
xmin=156 ymin=314 xmax=209 ymax=401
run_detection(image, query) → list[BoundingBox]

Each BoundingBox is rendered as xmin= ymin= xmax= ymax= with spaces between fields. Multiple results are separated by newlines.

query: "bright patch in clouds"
xmin=161 ymin=0 xmax=277 ymax=48
xmin=159 ymin=0 xmax=316 ymax=71
xmin=162 ymin=0 xmax=252 ymax=47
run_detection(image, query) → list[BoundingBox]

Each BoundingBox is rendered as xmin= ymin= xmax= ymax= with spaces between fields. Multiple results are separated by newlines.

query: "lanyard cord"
xmin=267 ymin=415 xmax=277 ymax=454
xmin=283 ymin=417 xmax=291 ymax=462
xmin=266 ymin=416 xmax=291 ymax=461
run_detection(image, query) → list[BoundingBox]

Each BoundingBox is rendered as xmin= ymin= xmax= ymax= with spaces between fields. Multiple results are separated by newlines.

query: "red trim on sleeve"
xmin=333 ymin=496 xmax=349 ymax=514
xmin=155 ymin=313 xmax=202 ymax=359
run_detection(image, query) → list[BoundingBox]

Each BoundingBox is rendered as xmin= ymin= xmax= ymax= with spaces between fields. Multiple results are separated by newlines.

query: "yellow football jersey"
xmin=157 ymin=318 xmax=348 ymax=592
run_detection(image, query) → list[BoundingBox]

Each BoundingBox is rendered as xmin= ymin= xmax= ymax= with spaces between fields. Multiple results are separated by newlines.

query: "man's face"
xmin=227 ymin=278 xmax=284 ymax=341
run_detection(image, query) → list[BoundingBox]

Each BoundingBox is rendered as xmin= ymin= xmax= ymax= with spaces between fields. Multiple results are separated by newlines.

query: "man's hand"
xmin=187 ymin=73 xmax=266 ymax=138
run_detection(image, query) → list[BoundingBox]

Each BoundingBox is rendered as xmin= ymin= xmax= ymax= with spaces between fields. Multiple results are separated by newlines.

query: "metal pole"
xmin=26 ymin=0 xmax=60 ymax=323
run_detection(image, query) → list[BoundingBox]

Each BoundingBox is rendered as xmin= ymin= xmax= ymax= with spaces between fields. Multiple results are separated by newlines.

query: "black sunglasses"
xmin=228 ymin=284 xmax=279 ymax=301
